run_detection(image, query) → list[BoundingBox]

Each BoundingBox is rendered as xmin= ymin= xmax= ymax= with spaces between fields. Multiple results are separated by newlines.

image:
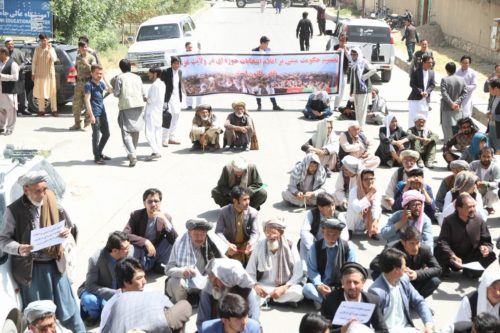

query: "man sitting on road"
xmin=223 ymin=101 xmax=257 ymax=151
xmin=382 ymin=149 xmax=419 ymax=211
xmin=338 ymin=121 xmax=380 ymax=170
xmin=406 ymin=114 xmax=439 ymax=169
xmin=24 ymin=300 xmax=71 ymax=333
xmin=435 ymin=160 xmax=470 ymax=211
xmin=443 ymin=117 xmax=478 ymax=166
xmin=333 ymin=155 xmax=362 ymax=211
xmin=470 ymin=147 xmax=500 ymax=215
xmin=302 ymin=90 xmax=332 ymax=120
xmin=189 ymin=104 xmax=223 ymax=151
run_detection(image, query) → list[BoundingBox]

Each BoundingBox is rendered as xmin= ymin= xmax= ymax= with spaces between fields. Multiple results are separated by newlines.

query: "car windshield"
xmin=65 ymin=48 xmax=78 ymax=63
xmin=346 ymin=25 xmax=390 ymax=43
xmin=137 ymin=24 xmax=180 ymax=41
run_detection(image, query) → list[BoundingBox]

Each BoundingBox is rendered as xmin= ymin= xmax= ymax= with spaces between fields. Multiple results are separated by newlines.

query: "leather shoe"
xmin=51 ymin=112 xmax=59 ymax=117
xmin=273 ymin=106 xmax=284 ymax=111
xmin=168 ymin=140 xmax=180 ymax=145
xmin=19 ymin=110 xmax=32 ymax=116
xmin=101 ymin=155 xmax=111 ymax=160
xmin=36 ymin=112 xmax=45 ymax=117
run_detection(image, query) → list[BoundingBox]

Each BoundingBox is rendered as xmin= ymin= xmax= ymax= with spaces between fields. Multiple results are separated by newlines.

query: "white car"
xmin=126 ymin=14 xmax=201 ymax=75
xmin=0 ymin=148 xmax=77 ymax=333
xmin=326 ymin=18 xmax=395 ymax=82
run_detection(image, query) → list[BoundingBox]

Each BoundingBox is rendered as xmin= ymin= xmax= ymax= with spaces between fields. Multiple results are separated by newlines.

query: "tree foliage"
xmin=51 ymin=0 xmax=202 ymax=50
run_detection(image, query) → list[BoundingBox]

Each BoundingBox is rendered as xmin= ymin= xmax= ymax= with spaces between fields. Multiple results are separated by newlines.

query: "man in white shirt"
xmin=456 ymin=55 xmax=478 ymax=119
xmin=0 ymin=46 xmax=19 ymax=135
xmin=469 ymin=147 xmax=500 ymax=214
xmin=144 ymin=67 xmax=166 ymax=162
xmin=160 ymin=56 xmax=183 ymax=146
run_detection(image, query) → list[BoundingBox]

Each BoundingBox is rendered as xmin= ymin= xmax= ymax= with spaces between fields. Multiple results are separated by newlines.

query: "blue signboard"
xmin=0 ymin=0 xmax=52 ymax=37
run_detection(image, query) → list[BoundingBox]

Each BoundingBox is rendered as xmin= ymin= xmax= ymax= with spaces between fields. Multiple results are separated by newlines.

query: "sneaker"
xmin=273 ymin=105 xmax=284 ymax=111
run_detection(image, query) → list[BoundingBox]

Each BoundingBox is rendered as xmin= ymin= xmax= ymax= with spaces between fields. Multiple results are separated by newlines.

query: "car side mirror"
xmin=325 ymin=29 xmax=333 ymax=36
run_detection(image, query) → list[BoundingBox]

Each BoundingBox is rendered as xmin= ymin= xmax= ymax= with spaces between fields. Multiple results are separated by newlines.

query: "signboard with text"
xmin=0 ymin=0 xmax=52 ymax=37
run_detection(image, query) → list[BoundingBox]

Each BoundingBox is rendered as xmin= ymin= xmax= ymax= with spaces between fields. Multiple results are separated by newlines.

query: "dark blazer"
xmin=408 ymin=68 xmax=435 ymax=102
xmin=77 ymin=249 xmax=119 ymax=300
xmin=160 ymin=67 xmax=182 ymax=103
xmin=215 ymin=204 xmax=259 ymax=245
xmin=321 ymin=289 xmax=389 ymax=333
xmin=123 ymin=208 xmax=177 ymax=248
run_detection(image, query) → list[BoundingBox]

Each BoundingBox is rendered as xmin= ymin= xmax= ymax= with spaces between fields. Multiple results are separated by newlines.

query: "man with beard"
xmin=223 ymin=101 xmax=256 ymax=151
xmin=246 ymin=218 xmax=304 ymax=307
xmin=382 ymin=149 xmax=419 ymax=211
xmin=189 ymin=104 xmax=223 ymax=151
xmin=144 ymin=67 xmax=166 ymax=163
xmin=165 ymin=218 xmax=227 ymax=304
xmin=196 ymin=258 xmax=259 ymax=332
xmin=408 ymin=55 xmax=435 ymax=128
xmin=406 ymin=114 xmax=439 ymax=169
xmin=216 ymin=186 xmax=259 ymax=266
xmin=321 ymin=262 xmax=388 ymax=332
xmin=4 ymin=37 xmax=30 ymax=116
xmin=0 ymin=46 xmax=20 ymax=135
xmin=469 ymin=147 xmax=500 ymax=214
xmin=411 ymin=40 xmax=434 ymax=72
xmin=435 ymin=193 xmax=496 ymax=278
xmin=443 ymin=117 xmax=478 ymax=166
xmin=435 ymin=160 xmax=470 ymax=211
xmin=333 ymin=156 xmax=362 ymax=211
xmin=338 ymin=121 xmax=380 ymax=169
xmin=24 ymin=300 xmax=71 ymax=333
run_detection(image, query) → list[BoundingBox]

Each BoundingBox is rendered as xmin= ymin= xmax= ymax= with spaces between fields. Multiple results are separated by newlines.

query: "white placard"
xmin=462 ymin=261 xmax=485 ymax=271
xmin=30 ymin=221 xmax=65 ymax=252
xmin=332 ymin=301 xmax=375 ymax=326
xmin=189 ymin=266 xmax=208 ymax=289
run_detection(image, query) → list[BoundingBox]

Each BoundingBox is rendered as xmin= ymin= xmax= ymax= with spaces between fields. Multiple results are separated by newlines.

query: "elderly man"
xmin=4 ymin=37 xmax=30 ymax=116
xmin=216 ymin=186 xmax=259 ymax=266
xmin=334 ymin=155 xmax=362 ymax=211
xmin=0 ymin=171 xmax=85 ymax=332
xmin=443 ymin=117 xmax=478 ymax=165
xmin=123 ymin=188 xmax=178 ymax=274
xmin=212 ymin=157 xmax=267 ymax=210
xmin=339 ymin=121 xmax=380 ymax=169
xmin=196 ymin=258 xmax=259 ymax=332
xmin=0 ymin=46 xmax=20 ymax=136
xmin=382 ymin=190 xmax=434 ymax=251
xmin=368 ymin=248 xmax=434 ymax=333
xmin=393 ymin=168 xmax=436 ymax=221
xmin=300 ymin=193 xmax=349 ymax=268
xmin=224 ymin=101 xmax=256 ymax=151
xmin=346 ymin=169 xmax=382 ymax=240
xmin=321 ymin=262 xmax=388 ymax=333
xmin=165 ymin=218 xmax=227 ymax=304
xmin=372 ymin=226 xmax=441 ymax=299
xmin=470 ymin=147 xmax=500 ymax=214
xmin=246 ymin=218 xmax=303 ymax=307
xmin=77 ymin=231 xmax=130 ymax=323
xmin=406 ymin=114 xmax=439 ymax=169
xmin=435 ymin=193 xmax=496 ymax=278
xmin=382 ymin=149 xmax=420 ymax=211
xmin=435 ymin=160 xmax=470 ymax=211
xmin=304 ymin=218 xmax=357 ymax=309
xmin=190 ymin=104 xmax=223 ymax=151
xmin=24 ymin=300 xmax=71 ymax=333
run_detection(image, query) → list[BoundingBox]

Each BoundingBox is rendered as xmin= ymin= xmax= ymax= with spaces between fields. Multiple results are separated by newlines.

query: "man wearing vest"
xmin=112 ymin=59 xmax=146 ymax=167
xmin=303 ymin=218 xmax=356 ymax=310
xmin=338 ymin=120 xmax=380 ymax=170
xmin=0 ymin=46 xmax=20 ymax=135
xmin=4 ymin=37 xmax=30 ymax=116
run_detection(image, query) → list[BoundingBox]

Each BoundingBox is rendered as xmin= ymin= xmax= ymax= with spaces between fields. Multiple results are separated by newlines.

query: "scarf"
xmin=350 ymin=47 xmax=367 ymax=91
xmin=41 ymin=190 xmax=64 ymax=259
xmin=355 ymin=170 xmax=371 ymax=200
xmin=311 ymin=119 xmax=337 ymax=149
xmin=255 ymin=237 xmax=294 ymax=286
xmin=384 ymin=113 xmax=396 ymax=137
xmin=401 ymin=190 xmax=425 ymax=232
xmin=470 ymin=132 xmax=490 ymax=160
xmin=174 ymin=231 xmax=226 ymax=268
xmin=289 ymin=153 xmax=326 ymax=191
xmin=477 ymin=268 xmax=500 ymax=315
xmin=228 ymin=163 xmax=249 ymax=188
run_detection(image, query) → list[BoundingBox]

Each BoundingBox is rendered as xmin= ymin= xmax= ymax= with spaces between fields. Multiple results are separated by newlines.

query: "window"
xmin=182 ymin=21 xmax=192 ymax=36
xmin=137 ymin=24 xmax=181 ymax=41
xmin=346 ymin=25 xmax=390 ymax=43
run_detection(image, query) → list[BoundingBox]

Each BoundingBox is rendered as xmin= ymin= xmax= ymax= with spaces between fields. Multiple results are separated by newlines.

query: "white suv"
xmin=126 ymin=14 xmax=201 ymax=74
xmin=327 ymin=18 xmax=395 ymax=82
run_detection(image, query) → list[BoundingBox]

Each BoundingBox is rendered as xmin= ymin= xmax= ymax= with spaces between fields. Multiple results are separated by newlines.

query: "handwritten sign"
xmin=30 ymin=221 xmax=65 ymax=252
xmin=332 ymin=301 xmax=375 ymax=326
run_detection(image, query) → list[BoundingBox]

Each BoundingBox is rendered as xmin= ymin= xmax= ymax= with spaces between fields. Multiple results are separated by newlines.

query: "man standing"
xmin=440 ymin=62 xmax=468 ymax=143
xmin=24 ymin=300 xmax=71 ymax=333
xmin=470 ymin=147 xmax=500 ymax=214
xmin=216 ymin=186 xmax=260 ymax=266
xmin=212 ymin=157 xmax=267 ymax=210
xmin=0 ymin=46 xmax=20 ymax=136
xmin=124 ymin=188 xmax=177 ymax=274
xmin=77 ymin=231 xmax=130 ymax=323
xmin=84 ymin=64 xmax=112 ymax=165
xmin=32 ymin=33 xmax=58 ymax=116
xmin=321 ymin=262 xmax=388 ymax=332
xmin=333 ymin=33 xmax=350 ymax=111
xmin=407 ymin=55 xmax=435 ymax=128
xmin=0 ymin=170 xmax=85 ymax=332
xmin=161 ymin=56 xmax=183 ymax=146
xmin=144 ymin=67 xmax=166 ymax=162
xmin=69 ymin=40 xmax=96 ymax=129
xmin=247 ymin=218 xmax=304 ymax=306
xmin=456 ymin=56 xmax=478 ymax=119
xmin=406 ymin=114 xmax=439 ymax=169
xmin=252 ymin=36 xmax=283 ymax=111
xmin=296 ymin=12 xmax=313 ymax=51
xmin=185 ymin=41 xmax=202 ymax=110
xmin=411 ymin=40 xmax=434 ymax=72
xmin=368 ymin=248 xmax=434 ymax=333
xmin=4 ymin=37 xmax=30 ymax=116
xmin=112 ymin=59 xmax=145 ymax=167
xmin=401 ymin=19 xmax=419 ymax=62
xmin=311 ymin=1 xmax=327 ymax=36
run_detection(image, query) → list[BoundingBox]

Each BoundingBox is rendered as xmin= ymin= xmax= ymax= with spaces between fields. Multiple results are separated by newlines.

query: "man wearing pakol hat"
xmin=303 ymin=217 xmax=357 ymax=309
xmin=165 ymin=218 xmax=227 ymax=305
xmin=381 ymin=190 xmax=434 ymax=252
xmin=382 ymin=149 xmax=420 ymax=211
xmin=469 ymin=147 xmax=500 ymax=215
xmin=196 ymin=258 xmax=259 ymax=332
xmin=334 ymin=155 xmax=362 ymax=211
xmin=223 ymin=101 xmax=257 ymax=151
xmin=215 ymin=186 xmax=259 ymax=266
xmin=338 ymin=120 xmax=380 ymax=169
xmin=406 ymin=113 xmax=439 ymax=169
xmin=321 ymin=262 xmax=388 ymax=333
xmin=212 ymin=156 xmax=267 ymax=210
xmin=299 ymin=193 xmax=349 ymax=270
xmin=435 ymin=160 xmax=470 ymax=211
xmin=24 ymin=300 xmax=70 ymax=333
xmin=0 ymin=170 xmax=85 ymax=332
xmin=346 ymin=169 xmax=382 ymax=240
xmin=246 ymin=218 xmax=304 ymax=307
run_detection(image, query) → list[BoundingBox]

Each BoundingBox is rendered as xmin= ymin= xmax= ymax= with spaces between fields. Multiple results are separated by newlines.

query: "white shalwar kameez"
xmin=456 ymin=67 xmax=477 ymax=119
xmin=163 ymin=69 xmax=182 ymax=142
xmin=0 ymin=60 xmax=19 ymax=133
xmin=145 ymin=78 xmax=166 ymax=154
xmin=408 ymin=69 xmax=429 ymax=128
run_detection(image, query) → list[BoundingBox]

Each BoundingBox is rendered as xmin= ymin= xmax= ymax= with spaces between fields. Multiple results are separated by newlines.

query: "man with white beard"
xmin=196 ymin=258 xmax=259 ymax=332
xmin=246 ymin=218 xmax=304 ymax=307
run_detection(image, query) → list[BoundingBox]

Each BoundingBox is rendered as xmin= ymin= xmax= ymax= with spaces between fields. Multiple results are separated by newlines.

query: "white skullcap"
xmin=24 ymin=300 xmax=56 ymax=324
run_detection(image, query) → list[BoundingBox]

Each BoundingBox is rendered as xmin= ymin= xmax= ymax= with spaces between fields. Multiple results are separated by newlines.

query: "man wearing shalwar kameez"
xmin=301 ymin=118 xmax=339 ymax=173
xmin=144 ymin=67 xmax=166 ymax=162
xmin=32 ymin=33 xmax=58 ymax=115
xmin=407 ymin=55 xmax=435 ymax=128
xmin=348 ymin=47 xmax=376 ymax=129
xmin=161 ymin=56 xmax=183 ymax=146
xmin=0 ymin=46 xmax=19 ymax=135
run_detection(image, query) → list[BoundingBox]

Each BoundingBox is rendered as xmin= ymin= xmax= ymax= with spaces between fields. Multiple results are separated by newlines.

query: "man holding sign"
xmin=0 ymin=170 xmax=85 ymax=333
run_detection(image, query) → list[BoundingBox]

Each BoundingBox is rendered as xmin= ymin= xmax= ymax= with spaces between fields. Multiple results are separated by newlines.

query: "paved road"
xmin=3 ymin=1 xmax=499 ymax=332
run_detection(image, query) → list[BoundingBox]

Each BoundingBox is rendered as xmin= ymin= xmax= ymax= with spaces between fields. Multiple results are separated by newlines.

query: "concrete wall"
xmin=354 ymin=0 xmax=419 ymax=18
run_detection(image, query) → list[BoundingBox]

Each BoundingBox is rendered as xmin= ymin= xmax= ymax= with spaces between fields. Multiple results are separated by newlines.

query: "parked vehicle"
xmin=126 ymin=14 xmax=201 ymax=75
xmin=326 ymin=18 xmax=395 ymax=82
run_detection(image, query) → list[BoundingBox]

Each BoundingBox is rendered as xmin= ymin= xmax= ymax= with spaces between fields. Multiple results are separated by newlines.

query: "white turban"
xmin=18 ymin=170 xmax=49 ymax=186
xmin=231 ymin=156 xmax=248 ymax=172
xmin=24 ymin=300 xmax=56 ymax=324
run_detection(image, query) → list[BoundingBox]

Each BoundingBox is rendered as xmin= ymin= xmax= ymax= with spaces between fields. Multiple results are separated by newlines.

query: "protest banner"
xmin=179 ymin=52 xmax=343 ymax=97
